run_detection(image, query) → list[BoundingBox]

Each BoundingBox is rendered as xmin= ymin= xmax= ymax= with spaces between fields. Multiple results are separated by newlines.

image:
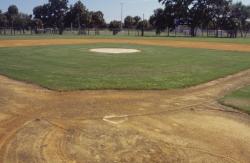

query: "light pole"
xmin=120 ymin=2 xmax=123 ymax=31
xmin=141 ymin=13 xmax=145 ymax=37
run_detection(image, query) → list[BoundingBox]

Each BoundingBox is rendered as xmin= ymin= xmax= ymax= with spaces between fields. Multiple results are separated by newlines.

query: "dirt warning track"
xmin=1 ymin=38 xmax=250 ymax=52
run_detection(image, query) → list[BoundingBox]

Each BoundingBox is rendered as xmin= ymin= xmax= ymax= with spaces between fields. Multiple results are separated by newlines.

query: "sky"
xmin=0 ymin=0 xmax=249 ymax=22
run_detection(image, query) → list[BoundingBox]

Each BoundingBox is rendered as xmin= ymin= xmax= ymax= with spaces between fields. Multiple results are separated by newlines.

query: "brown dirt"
xmin=0 ymin=38 xmax=250 ymax=52
xmin=0 ymin=39 xmax=250 ymax=162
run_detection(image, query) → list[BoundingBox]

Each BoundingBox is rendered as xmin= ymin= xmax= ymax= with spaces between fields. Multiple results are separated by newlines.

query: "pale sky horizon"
xmin=0 ymin=0 xmax=249 ymax=22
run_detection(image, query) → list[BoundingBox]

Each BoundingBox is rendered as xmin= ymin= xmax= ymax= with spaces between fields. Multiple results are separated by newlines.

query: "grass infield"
xmin=0 ymin=43 xmax=250 ymax=90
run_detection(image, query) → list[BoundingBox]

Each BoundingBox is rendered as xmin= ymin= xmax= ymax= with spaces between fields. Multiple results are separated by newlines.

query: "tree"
xmin=132 ymin=16 xmax=141 ymax=36
xmin=33 ymin=0 xmax=106 ymax=35
xmin=14 ymin=13 xmax=32 ymax=34
xmin=86 ymin=11 xmax=93 ymax=34
xmin=33 ymin=0 xmax=68 ymax=34
xmin=206 ymin=0 xmax=232 ymax=37
xmin=124 ymin=16 xmax=135 ymax=35
xmin=8 ymin=5 xmax=18 ymax=16
xmin=48 ymin=0 xmax=68 ymax=34
xmin=0 ymin=12 xmax=7 ymax=27
xmin=159 ymin=0 xmax=194 ymax=36
xmin=230 ymin=2 xmax=250 ymax=37
xmin=159 ymin=0 xmax=190 ymax=21
xmin=244 ymin=7 xmax=250 ymax=37
xmin=149 ymin=8 xmax=168 ymax=35
xmin=0 ymin=12 xmax=7 ymax=34
xmin=65 ymin=1 xmax=88 ymax=34
xmin=136 ymin=20 xmax=149 ymax=36
xmin=162 ymin=3 xmax=176 ymax=36
xmin=159 ymin=0 xmax=233 ymax=37
xmin=91 ymin=11 xmax=105 ymax=31
xmin=33 ymin=4 xmax=50 ymax=27
xmin=7 ymin=5 xmax=19 ymax=34
xmin=188 ymin=0 xmax=209 ymax=36
xmin=31 ymin=18 xmax=43 ymax=34
xmin=133 ymin=16 xmax=141 ymax=27
xmin=159 ymin=0 xmax=209 ymax=37
xmin=244 ymin=19 xmax=250 ymax=37
xmin=109 ymin=20 xmax=121 ymax=35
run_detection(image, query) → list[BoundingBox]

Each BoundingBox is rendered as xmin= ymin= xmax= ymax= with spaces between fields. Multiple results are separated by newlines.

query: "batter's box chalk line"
xmin=103 ymin=114 xmax=128 ymax=124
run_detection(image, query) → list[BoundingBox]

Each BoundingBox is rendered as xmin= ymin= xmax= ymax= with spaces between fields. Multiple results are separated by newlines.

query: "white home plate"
xmin=90 ymin=48 xmax=140 ymax=54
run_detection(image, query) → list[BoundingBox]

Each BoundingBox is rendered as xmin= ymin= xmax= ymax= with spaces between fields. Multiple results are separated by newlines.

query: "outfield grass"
xmin=219 ymin=86 xmax=250 ymax=114
xmin=1 ymin=34 xmax=250 ymax=44
xmin=0 ymin=44 xmax=250 ymax=90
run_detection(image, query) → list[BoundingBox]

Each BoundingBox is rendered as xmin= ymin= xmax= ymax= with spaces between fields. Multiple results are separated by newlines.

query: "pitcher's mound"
xmin=90 ymin=48 xmax=141 ymax=54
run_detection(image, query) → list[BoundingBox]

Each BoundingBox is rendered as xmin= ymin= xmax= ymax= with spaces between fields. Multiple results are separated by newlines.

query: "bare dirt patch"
xmin=90 ymin=48 xmax=140 ymax=54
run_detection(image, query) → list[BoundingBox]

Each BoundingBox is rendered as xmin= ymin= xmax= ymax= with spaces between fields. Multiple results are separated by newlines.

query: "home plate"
xmin=103 ymin=115 xmax=128 ymax=124
xmin=90 ymin=48 xmax=141 ymax=54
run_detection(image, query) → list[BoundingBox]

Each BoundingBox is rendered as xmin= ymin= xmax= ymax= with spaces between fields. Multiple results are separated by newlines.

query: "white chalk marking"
xmin=103 ymin=115 xmax=128 ymax=124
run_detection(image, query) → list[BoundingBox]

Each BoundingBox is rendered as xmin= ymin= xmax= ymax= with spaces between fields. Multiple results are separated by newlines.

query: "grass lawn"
xmin=1 ymin=34 xmax=250 ymax=45
xmin=0 ymin=43 xmax=250 ymax=90
xmin=219 ymin=86 xmax=250 ymax=114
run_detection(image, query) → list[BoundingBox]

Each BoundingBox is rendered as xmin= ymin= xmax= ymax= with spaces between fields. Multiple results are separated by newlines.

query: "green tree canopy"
xmin=124 ymin=16 xmax=135 ymax=29
xmin=149 ymin=8 xmax=168 ymax=35
xmin=109 ymin=20 xmax=121 ymax=35
xmin=8 ymin=5 xmax=18 ymax=16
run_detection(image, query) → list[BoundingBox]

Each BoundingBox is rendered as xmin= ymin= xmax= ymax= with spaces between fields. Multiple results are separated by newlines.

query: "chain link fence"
xmin=0 ymin=27 xmax=249 ymax=38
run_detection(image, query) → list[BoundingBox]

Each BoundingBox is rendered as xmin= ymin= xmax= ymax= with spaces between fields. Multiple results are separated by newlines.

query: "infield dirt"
xmin=1 ymin=38 xmax=250 ymax=52
xmin=0 ymin=39 xmax=250 ymax=162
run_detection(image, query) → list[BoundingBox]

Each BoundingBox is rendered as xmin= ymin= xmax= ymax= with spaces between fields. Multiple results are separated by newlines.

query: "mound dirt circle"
xmin=90 ymin=48 xmax=141 ymax=54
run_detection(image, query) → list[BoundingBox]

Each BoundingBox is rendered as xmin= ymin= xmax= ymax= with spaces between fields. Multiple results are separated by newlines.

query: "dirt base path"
xmin=0 ymin=67 xmax=250 ymax=162
xmin=1 ymin=38 xmax=250 ymax=52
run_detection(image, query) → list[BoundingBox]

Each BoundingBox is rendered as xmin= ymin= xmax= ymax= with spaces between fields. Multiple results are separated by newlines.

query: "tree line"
xmin=0 ymin=5 xmax=32 ymax=35
xmin=0 ymin=0 xmax=250 ymax=37
xmin=149 ymin=0 xmax=250 ymax=37
xmin=0 ymin=0 xmax=106 ymax=35
xmin=0 ymin=0 xmax=148 ymax=36
xmin=109 ymin=16 xmax=148 ymax=36
xmin=33 ymin=0 xmax=106 ymax=34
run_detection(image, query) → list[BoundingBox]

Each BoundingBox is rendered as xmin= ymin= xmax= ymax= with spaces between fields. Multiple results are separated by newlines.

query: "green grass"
xmin=1 ymin=34 xmax=250 ymax=44
xmin=158 ymin=36 xmax=250 ymax=44
xmin=0 ymin=43 xmax=250 ymax=90
xmin=219 ymin=86 xmax=250 ymax=114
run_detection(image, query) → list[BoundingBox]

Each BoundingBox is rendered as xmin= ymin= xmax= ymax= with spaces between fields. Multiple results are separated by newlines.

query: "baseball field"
xmin=0 ymin=36 xmax=250 ymax=162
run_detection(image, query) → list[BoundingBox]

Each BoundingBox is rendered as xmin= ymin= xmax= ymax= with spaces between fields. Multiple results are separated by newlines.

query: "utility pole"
xmin=78 ymin=13 xmax=80 ymax=34
xmin=120 ymin=2 xmax=123 ymax=31
xmin=141 ymin=13 xmax=145 ymax=37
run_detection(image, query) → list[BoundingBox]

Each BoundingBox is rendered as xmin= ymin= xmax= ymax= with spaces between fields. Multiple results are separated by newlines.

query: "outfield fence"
xmin=0 ymin=27 xmax=249 ymax=38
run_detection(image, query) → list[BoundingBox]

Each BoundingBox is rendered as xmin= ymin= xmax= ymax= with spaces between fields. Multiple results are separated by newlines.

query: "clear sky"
xmin=0 ymin=0 xmax=249 ymax=22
